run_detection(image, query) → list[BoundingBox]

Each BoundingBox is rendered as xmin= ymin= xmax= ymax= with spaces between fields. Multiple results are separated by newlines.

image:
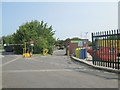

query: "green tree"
xmin=13 ymin=20 xmax=55 ymax=54
xmin=3 ymin=35 xmax=14 ymax=44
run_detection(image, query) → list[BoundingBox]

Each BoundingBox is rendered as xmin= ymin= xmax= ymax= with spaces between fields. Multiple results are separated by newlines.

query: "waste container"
xmin=79 ymin=48 xmax=87 ymax=59
xmin=75 ymin=48 xmax=81 ymax=58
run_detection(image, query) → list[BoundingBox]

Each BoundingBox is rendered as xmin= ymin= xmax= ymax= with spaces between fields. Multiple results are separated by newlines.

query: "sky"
xmin=1 ymin=1 xmax=118 ymax=41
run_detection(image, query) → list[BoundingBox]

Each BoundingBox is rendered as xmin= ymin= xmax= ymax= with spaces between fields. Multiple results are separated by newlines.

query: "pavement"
xmin=71 ymin=53 xmax=120 ymax=73
xmin=2 ymin=50 xmax=119 ymax=88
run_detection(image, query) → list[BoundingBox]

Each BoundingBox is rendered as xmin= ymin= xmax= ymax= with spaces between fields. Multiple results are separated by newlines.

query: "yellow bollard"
xmin=76 ymin=48 xmax=81 ymax=58
xmin=67 ymin=49 xmax=70 ymax=59
xmin=67 ymin=50 xmax=69 ymax=56
xmin=43 ymin=49 xmax=48 ymax=55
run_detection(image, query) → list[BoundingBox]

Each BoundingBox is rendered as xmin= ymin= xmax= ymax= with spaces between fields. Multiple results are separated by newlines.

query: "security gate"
xmin=92 ymin=30 xmax=120 ymax=69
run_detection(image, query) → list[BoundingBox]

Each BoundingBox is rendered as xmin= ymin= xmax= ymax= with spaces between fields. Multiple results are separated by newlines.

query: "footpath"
xmin=71 ymin=53 xmax=120 ymax=73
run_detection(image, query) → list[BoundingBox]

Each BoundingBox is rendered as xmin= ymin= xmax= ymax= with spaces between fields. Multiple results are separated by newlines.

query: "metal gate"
xmin=92 ymin=29 xmax=120 ymax=69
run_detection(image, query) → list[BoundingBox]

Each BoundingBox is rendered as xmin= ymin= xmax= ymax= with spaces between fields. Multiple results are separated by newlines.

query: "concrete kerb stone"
xmin=71 ymin=56 xmax=120 ymax=73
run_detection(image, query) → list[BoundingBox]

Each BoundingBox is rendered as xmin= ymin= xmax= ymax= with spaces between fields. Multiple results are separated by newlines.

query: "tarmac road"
xmin=2 ymin=50 xmax=119 ymax=88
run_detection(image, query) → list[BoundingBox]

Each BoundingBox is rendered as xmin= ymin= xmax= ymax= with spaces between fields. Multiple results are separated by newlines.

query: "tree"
xmin=4 ymin=20 xmax=56 ymax=54
xmin=3 ymin=35 xmax=14 ymax=44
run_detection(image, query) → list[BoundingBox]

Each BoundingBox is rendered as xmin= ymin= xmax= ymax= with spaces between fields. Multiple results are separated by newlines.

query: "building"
xmin=66 ymin=39 xmax=89 ymax=55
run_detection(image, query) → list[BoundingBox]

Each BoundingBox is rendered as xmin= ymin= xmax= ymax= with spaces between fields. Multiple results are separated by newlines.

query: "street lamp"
xmin=30 ymin=43 xmax=34 ymax=54
xmin=3 ymin=43 xmax=9 ymax=46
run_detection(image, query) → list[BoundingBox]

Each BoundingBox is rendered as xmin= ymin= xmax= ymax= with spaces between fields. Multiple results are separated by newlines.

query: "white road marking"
xmin=2 ymin=57 xmax=20 ymax=67
xmin=3 ymin=69 xmax=73 ymax=73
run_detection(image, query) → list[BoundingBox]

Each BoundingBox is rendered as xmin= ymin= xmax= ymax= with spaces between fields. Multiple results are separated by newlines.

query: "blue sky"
xmin=1 ymin=2 xmax=118 ymax=40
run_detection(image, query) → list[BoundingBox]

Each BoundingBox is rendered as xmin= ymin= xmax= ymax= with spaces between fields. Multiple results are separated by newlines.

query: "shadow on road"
xmin=69 ymin=58 xmax=118 ymax=80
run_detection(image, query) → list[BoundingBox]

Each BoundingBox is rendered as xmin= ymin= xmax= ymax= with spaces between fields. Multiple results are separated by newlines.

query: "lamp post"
xmin=30 ymin=40 xmax=34 ymax=54
xmin=3 ymin=43 xmax=9 ymax=46
xmin=31 ymin=43 xmax=34 ymax=54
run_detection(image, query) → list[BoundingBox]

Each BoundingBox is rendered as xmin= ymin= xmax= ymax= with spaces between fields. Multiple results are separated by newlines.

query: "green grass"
xmin=32 ymin=53 xmax=51 ymax=56
xmin=32 ymin=54 xmax=42 ymax=56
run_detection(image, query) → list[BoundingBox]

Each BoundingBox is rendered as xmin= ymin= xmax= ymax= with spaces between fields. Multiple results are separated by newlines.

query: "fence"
xmin=92 ymin=29 xmax=120 ymax=69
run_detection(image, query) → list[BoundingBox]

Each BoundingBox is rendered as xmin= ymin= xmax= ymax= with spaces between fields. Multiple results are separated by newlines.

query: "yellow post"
xmin=23 ymin=48 xmax=25 ymax=57
xmin=23 ymin=42 xmax=26 ymax=57
xmin=43 ymin=49 xmax=48 ymax=56
xmin=25 ymin=42 xmax=26 ymax=53
xmin=67 ymin=49 xmax=70 ymax=58
xmin=76 ymin=48 xmax=80 ymax=58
